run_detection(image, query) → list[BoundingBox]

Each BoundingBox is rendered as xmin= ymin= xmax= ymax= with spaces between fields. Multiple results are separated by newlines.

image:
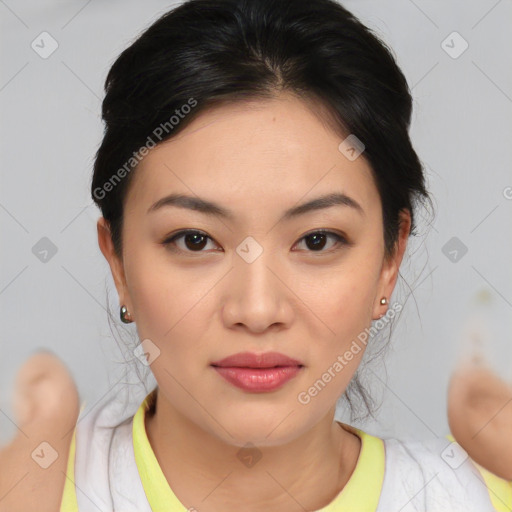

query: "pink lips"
xmin=211 ymin=351 xmax=304 ymax=392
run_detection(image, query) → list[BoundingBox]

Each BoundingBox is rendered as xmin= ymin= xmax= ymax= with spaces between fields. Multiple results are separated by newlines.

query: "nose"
xmin=221 ymin=248 xmax=294 ymax=334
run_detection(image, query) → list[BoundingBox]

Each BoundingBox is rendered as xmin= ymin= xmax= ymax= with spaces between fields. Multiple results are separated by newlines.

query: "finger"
xmin=448 ymin=363 xmax=512 ymax=481
xmin=0 ymin=351 xmax=79 ymax=512
xmin=12 ymin=350 xmax=79 ymax=432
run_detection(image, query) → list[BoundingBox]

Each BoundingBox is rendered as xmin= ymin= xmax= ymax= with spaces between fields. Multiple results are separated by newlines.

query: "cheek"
xmin=303 ymin=254 xmax=381 ymax=333
xmin=299 ymin=250 xmax=382 ymax=380
xmin=126 ymin=249 xmax=218 ymax=367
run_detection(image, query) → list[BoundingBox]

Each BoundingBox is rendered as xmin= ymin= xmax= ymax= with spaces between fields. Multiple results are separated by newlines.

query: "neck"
xmin=144 ymin=391 xmax=361 ymax=512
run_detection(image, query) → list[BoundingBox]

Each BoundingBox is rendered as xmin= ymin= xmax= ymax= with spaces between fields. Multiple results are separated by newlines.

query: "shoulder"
xmin=377 ymin=433 xmax=512 ymax=511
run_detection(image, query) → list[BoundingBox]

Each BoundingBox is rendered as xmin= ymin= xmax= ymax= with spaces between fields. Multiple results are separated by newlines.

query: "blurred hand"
xmin=448 ymin=359 xmax=512 ymax=481
xmin=0 ymin=351 xmax=79 ymax=512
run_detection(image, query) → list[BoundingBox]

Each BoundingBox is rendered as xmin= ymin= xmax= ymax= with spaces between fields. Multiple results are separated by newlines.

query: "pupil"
xmin=307 ymin=233 xmax=326 ymax=251
xmin=186 ymin=234 xmax=207 ymax=251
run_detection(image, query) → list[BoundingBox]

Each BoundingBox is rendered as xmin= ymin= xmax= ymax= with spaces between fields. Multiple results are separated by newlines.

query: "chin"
xmin=205 ymin=411 xmax=307 ymax=449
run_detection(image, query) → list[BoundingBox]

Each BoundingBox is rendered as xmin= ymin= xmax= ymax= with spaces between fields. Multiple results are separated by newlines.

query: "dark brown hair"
xmin=92 ymin=0 xmax=432 ymax=422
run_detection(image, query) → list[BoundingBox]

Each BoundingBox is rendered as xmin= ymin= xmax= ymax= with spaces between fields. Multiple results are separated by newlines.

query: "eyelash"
xmin=161 ymin=229 xmax=349 ymax=255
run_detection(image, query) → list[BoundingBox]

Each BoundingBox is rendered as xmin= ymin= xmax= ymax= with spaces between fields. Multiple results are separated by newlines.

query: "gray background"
xmin=1 ymin=0 xmax=511 ymax=445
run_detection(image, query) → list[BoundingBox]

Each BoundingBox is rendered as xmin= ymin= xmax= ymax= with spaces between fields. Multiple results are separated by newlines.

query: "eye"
xmin=292 ymin=230 xmax=348 ymax=253
xmin=162 ymin=229 xmax=349 ymax=255
xmin=162 ymin=230 xmax=220 ymax=253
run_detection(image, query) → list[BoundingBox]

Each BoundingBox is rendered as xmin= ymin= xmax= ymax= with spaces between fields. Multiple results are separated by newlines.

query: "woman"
xmin=1 ymin=0 xmax=511 ymax=510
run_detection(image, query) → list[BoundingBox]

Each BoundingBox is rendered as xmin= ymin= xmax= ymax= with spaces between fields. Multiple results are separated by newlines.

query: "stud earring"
xmin=120 ymin=305 xmax=133 ymax=324
xmin=377 ymin=297 xmax=388 ymax=319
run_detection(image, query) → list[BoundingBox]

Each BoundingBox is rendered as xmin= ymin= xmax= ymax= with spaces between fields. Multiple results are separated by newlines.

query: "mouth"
xmin=211 ymin=366 xmax=304 ymax=392
xmin=210 ymin=352 xmax=304 ymax=392
xmin=211 ymin=351 xmax=303 ymax=369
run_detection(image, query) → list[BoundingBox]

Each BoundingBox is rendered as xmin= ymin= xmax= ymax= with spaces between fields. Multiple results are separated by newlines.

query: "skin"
xmin=448 ymin=359 xmax=512 ymax=481
xmin=98 ymin=92 xmax=409 ymax=511
xmin=0 ymin=92 xmax=509 ymax=511
xmin=0 ymin=352 xmax=79 ymax=512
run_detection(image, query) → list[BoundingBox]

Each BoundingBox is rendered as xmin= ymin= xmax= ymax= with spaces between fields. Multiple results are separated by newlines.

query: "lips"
xmin=211 ymin=351 xmax=303 ymax=369
xmin=211 ymin=352 xmax=304 ymax=392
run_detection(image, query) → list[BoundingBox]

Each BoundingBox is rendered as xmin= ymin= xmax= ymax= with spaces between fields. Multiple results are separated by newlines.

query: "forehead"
xmin=125 ymin=93 xmax=379 ymax=220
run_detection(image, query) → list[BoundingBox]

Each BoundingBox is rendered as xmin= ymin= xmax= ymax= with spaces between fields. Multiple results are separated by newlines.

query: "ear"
xmin=372 ymin=209 xmax=411 ymax=320
xmin=97 ymin=217 xmax=131 ymax=313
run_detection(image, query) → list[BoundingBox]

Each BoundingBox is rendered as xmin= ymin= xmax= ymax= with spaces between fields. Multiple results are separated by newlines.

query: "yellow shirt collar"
xmin=133 ymin=392 xmax=385 ymax=511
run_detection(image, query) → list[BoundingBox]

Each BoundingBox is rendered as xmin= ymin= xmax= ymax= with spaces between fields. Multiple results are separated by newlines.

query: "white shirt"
xmin=60 ymin=382 xmax=512 ymax=512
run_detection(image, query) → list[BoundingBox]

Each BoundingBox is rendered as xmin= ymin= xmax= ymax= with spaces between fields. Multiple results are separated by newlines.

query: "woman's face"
xmin=99 ymin=92 xmax=409 ymax=447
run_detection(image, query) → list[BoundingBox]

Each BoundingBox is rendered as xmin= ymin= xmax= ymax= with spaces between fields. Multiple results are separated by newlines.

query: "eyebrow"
xmin=147 ymin=192 xmax=365 ymax=220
